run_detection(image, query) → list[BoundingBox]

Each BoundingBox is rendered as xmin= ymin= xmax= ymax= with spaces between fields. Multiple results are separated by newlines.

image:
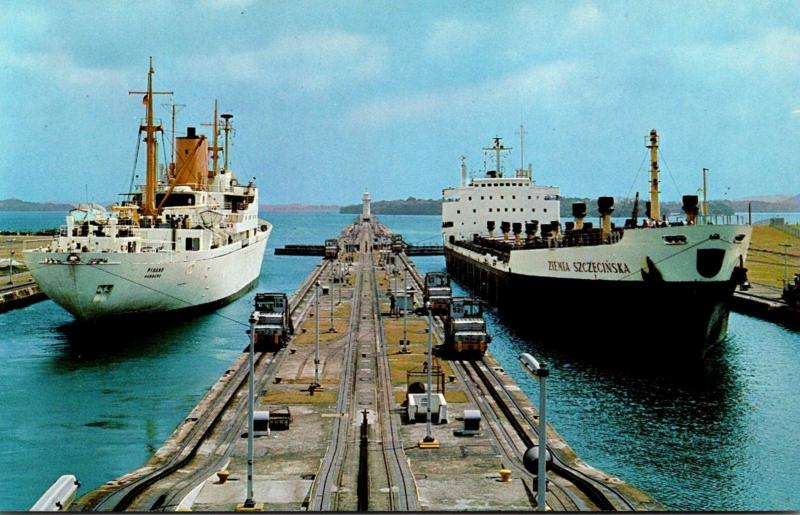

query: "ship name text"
xmin=547 ymin=260 xmax=631 ymax=274
xmin=144 ymin=266 xmax=164 ymax=279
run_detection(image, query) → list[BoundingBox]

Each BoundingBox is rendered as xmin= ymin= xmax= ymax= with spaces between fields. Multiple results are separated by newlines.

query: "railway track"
xmin=309 ymin=226 xmax=367 ymax=510
xmin=397 ymin=252 xmax=638 ymax=511
xmin=84 ymin=258 xmax=333 ymax=512
xmin=311 ymin=222 xmax=418 ymax=511
xmin=370 ymin=244 xmax=418 ymax=510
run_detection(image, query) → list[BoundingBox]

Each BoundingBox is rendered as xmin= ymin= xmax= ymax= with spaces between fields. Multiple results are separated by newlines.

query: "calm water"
xmin=1 ymin=212 xmax=799 ymax=510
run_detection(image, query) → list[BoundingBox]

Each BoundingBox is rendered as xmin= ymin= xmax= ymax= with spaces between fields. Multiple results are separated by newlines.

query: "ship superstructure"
xmin=23 ymin=60 xmax=272 ymax=320
xmin=442 ymin=130 xmax=751 ymax=353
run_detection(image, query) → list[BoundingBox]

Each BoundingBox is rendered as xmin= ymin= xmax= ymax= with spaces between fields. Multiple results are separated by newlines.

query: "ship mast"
xmin=483 ymin=137 xmax=511 ymax=177
xmin=203 ymin=100 xmax=221 ymax=176
xmin=702 ymin=167 xmax=709 ymax=222
xmin=221 ymin=113 xmax=234 ymax=170
xmin=646 ymin=129 xmax=660 ymax=222
xmin=129 ymin=57 xmax=172 ymax=217
xmin=213 ymin=101 xmax=220 ymax=175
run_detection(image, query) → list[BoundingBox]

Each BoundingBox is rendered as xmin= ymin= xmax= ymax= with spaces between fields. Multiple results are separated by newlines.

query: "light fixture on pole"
xmin=8 ymin=246 xmax=13 ymax=286
xmin=418 ymin=301 xmax=439 ymax=449
xmin=236 ymin=313 xmax=262 ymax=511
xmin=401 ymin=269 xmax=409 ymax=353
xmin=780 ymin=244 xmax=792 ymax=290
xmin=519 ymin=353 xmax=550 ymax=512
xmin=312 ymin=280 xmax=322 ymax=391
xmin=328 ymin=271 xmax=335 ymax=333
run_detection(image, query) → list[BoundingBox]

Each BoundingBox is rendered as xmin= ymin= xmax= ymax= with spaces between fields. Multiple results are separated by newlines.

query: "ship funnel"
xmin=540 ymin=222 xmax=554 ymax=241
xmin=175 ymin=127 xmax=209 ymax=189
xmin=512 ymin=222 xmax=522 ymax=243
xmin=500 ymin=221 xmax=511 ymax=241
xmin=682 ymin=195 xmax=699 ymax=225
xmin=572 ymin=202 xmax=587 ymax=230
xmin=525 ymin=221 xmax=538 ymax=241
xmin=487 ymin=220 xmax=495 ymax=238
xmin=597 ymin=196 xmax=614 ymax=241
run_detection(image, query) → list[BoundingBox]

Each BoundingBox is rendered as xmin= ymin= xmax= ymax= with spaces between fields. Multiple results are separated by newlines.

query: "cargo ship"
xmin=22 ymin=60 xmax=271 ymax=320
xmin=442 ymin=131 xmax=751 ymax=354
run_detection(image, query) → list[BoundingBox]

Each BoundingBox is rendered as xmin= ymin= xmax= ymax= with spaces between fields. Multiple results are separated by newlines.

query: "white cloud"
xmin=1 ymin=48 xmax=133 ymax=90
xmin=347 ymin=60 xmax=588 ymax=126
xmin=672 ymin=27 xmax=800 ymax=77
xmin=187 ymin=30 xmax=387 ymax=92
xmin=566 ymin=1 xmax=605 ymax=36
xmin=426 ymin=18 xmax=487 ymax=58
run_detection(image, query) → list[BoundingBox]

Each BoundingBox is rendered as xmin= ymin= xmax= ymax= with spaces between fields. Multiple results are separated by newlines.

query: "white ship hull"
xmin=24 ymin=226 xmax=270 ymax=320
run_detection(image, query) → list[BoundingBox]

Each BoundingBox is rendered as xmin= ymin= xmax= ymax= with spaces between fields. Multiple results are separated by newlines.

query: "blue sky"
xmin=1 ymin=1 xmax=798 ymax=205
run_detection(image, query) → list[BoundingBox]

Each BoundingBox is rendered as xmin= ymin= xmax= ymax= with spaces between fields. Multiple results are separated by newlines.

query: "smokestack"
xmin=682 ymin=195 xmax=699 ymax=225
xmin=512 ymin=222 xmax=522 ymax=243
xmin=525 ymin=221 xmax=538 ymax=242
xmin=461 ymin=158 xmax=467 ymax=187
xmin=572 ymin=202 xmax=587 ymax=230
xmin=487 ymin=220 xmax=495 ymax=238
xmin=500 ymin=221 xmax=511 ymax=241
xmin=597 ymin=196 xmax=615 ymax=241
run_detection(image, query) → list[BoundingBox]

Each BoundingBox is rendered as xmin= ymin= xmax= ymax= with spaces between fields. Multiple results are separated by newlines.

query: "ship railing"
xmin=459 ymin=228 xmax=626 ymax=256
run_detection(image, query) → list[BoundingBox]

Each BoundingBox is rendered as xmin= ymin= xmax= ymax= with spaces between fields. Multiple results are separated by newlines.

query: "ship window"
xmin=528 ymin=196 xmax=531 ymax=199
xmin=489 ymin=208 xmax=492 ymax=212
xmin=457 ymin=210 xmax=460 ymax=214
xmin=544 ymin=208 xmax=547 ymax=213
xmin=468 ymin=196 xmax=472 ymax=200
xmin=512 ymin=195 xmax=516 ymax=199
xmin=481 ymin=196 xmax=484 ymax=200
xmin=185 ymin=237 xmax=200 ymax=251
xmin=501 ymin=196 xmax=504 ymax=199
xmin=533 ymin=208 xmax=536 ymax=212
xmin=512 ymin=208 xmax=516 ymax=212
xmin=489 ymin=196 xmax=493 ymax=200
xmin=473 ymin=209 xmax=476 ymax=213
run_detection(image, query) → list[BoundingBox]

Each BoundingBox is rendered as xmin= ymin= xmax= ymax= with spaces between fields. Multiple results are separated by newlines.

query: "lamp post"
xmin=313 ymin=280 xmax=321 ymax=390
xmin=519 ymin=353 xmax=549 ymax=512
xmin=8 ymin=247 xmax=14 ymax=286
xmin=418 ymin=301 xmax=439 ymax=448
xmin=328 ymin=270 xmax=335 ymax=332
xmin=401 ymin=269 xmax=409 ymax=353
xmin=244 ymin=313 xmax=257 ymax=509
xmin=780 ymin=244 xmax=792 ymax=290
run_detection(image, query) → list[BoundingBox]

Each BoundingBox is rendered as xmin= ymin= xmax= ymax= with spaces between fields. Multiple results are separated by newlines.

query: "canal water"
xmin=1 ymin=212 xmax=798 ymax=510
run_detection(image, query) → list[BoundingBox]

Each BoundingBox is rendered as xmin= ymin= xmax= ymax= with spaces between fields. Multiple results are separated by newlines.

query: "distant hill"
xmin=728 ymin=195 xmax=800 ymax=213
xmin=0 ymin=198 xmax=74 ymax=211
xmin=260 ymin=204 xmax=339 ymax=212
xmin=340 ymin=197 xmax=441 ymax=215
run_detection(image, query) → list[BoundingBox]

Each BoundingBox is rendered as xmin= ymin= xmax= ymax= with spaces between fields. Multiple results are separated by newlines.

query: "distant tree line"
xmin=340 ymin=197 xmax=441 ymax=215
xmin=0 ymin=198 xmax=74 ymax=212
